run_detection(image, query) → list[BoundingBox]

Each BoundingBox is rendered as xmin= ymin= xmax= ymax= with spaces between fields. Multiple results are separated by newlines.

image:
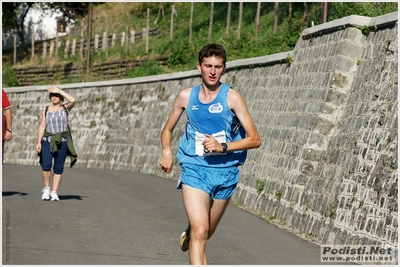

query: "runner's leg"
xmin=182 ymin=184 xmax=211 ymax=265
xmin=208 ymin=198 xmax=231 ymax=239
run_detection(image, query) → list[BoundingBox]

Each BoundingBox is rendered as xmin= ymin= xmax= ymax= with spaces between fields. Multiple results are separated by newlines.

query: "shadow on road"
xmin=2 ymin=191 xmax=28 ymax=197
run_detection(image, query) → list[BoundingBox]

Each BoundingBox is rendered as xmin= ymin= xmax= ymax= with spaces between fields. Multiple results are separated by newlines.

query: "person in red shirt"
xmin=2 ymin=89 xmax=13 ymax=162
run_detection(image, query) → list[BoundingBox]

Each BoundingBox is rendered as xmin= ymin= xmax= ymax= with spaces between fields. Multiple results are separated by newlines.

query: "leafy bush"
xmin=126 ymin=60 xmax=164 ymax=78
xmin=2 ymin=65 xmax=19 ymax=87
xmin=167 ymin=41 xmax=196 ymax=68
xmin=329 ymin=2 xmax=398 ymax=20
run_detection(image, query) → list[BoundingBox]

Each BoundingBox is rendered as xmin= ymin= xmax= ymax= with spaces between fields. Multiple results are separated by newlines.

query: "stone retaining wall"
xmin=4 ymin=12 xmax=398 ymax=258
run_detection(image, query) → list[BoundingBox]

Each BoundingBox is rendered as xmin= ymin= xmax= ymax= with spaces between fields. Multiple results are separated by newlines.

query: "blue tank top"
xmin=177 ymin=83 xmax=247 ymax=167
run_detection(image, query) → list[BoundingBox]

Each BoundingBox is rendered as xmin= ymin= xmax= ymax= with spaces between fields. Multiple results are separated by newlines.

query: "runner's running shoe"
xmin=179 ymin=225 xmax=190 ymax=252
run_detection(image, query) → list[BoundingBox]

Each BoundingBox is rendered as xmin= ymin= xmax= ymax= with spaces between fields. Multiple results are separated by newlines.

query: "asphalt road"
xmin=2 ymin=163 xmax=355 ymax=265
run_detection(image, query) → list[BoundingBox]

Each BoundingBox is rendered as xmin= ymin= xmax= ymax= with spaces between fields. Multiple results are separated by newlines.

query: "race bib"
xmin=195 ymin=130 xmax=227 ymax=156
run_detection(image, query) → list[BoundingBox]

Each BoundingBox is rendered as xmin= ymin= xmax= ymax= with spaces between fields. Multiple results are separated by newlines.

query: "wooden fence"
xmin=3 ymin=5 xmax=170 ymax=86
xmin=12 ymin=55 xmax=168 ymax=86
xmin=2 ymin=27 xmax=161 ymax=65
xmin=41 ymin=28 xmax=161 ymax=60
xmin=4 ymin=27 xmax=165 ymax=86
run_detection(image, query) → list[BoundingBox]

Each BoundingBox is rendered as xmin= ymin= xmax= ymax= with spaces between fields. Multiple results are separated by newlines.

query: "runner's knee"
xmin=191 ymin=225 xmax=208 ymax=241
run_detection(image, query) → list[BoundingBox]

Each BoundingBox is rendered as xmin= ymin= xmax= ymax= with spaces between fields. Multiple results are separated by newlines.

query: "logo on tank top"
xmin=208 ymin=103 xmax=223 ymax=113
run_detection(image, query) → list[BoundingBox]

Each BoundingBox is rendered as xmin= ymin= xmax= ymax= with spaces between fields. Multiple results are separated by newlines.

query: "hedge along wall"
xmin=3 ymin=12 xmax=398 ymax=256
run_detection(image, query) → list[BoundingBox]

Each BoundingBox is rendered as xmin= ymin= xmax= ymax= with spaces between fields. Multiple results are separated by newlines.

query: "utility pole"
xmin=86 ymin=3 xmax=93 ymax=81
xmin=322 ymin=2 xmax=329 ymax=23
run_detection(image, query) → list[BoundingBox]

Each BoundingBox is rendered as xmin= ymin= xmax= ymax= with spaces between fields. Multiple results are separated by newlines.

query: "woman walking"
xmin=36 ymin=86 xmax=77 ymax=201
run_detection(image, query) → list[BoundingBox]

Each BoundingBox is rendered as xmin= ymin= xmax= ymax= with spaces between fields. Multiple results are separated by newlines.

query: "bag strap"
xmin=62 ymin=104 xmax=69 ymax=116
xmin=44 ymin=106 xmax=49 ymax=132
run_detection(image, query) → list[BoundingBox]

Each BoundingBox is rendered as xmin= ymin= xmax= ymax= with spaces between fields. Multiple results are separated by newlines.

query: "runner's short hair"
xmin=198 ymin=44 xmax=226 ymax=65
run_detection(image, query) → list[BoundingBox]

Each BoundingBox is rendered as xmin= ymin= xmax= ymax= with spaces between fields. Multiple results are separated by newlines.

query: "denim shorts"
xmin=177 ymin=163 xmax=239 ymax=200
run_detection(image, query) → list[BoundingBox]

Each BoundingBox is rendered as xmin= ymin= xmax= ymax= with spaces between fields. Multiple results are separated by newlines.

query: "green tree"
xmin=2 ymin=2 xmax=38 ymax=53
xmin=42 ymin=3 xmax=104 ymax=24
xmin=2 ymin=2 xmax=103 ymax=53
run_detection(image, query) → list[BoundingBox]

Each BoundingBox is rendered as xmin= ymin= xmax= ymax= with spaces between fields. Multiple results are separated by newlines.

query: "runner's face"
xmin=197 ymin=56 xmax=225 ymax=88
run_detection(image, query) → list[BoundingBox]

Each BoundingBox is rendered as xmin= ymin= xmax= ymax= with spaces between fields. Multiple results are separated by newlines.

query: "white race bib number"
xmin=195 ymin=130 xmax=227 ymax=156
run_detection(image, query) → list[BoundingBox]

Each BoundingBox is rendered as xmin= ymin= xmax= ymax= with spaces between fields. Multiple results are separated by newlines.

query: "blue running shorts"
xmin=177 ymin=163 xmax=240 ymax=200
